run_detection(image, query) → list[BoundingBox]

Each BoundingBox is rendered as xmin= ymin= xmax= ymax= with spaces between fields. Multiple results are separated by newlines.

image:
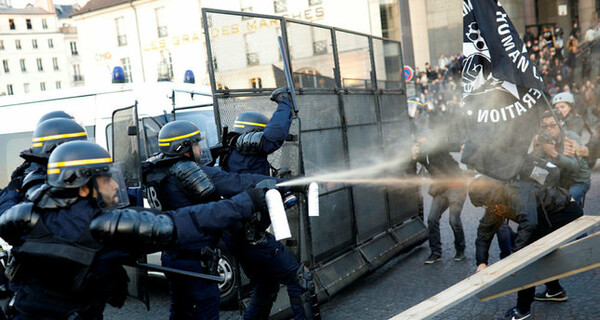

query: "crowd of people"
xmin=408 ymin=21 xmax=600 ymax=320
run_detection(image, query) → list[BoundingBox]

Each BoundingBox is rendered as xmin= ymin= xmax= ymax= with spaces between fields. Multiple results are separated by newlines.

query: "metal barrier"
xmin=201 ymin=8 xmax=427 ymax=316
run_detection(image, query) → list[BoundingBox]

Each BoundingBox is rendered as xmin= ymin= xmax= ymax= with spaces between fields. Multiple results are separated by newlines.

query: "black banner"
xmin=461 ymin=0 xmax=547 ymax=180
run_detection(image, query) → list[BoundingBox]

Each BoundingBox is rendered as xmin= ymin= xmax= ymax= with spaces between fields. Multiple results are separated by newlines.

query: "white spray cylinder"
xmin=307 ymin=182 xmax=320 ymax=217
xmin=265 ymin=189 xmax=291 ymax=240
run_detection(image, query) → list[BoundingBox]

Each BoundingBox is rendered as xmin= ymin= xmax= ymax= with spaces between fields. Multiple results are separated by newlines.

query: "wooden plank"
xmin=389 ymin=216 xmax=600 ymax=320
xmin=477 ymin=231 xmax=600 ymax=301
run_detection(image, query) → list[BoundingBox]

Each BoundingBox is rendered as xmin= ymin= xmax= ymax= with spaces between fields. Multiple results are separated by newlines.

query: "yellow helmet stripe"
xmin=158 ymin=130 xmax=200 ymax=143
xmin=407 ymin=100 xmax=427 ymax=106
xmin=47 ymin=168 xmax=60 ymax=174
xmin=32 ymin=131 xmax=87 ymax=143
xmin=48 ymin=157 xmax=112 ymax=168
xmin=32 ymin=142 xmax=43 ymax=147
xmin=234 ymin=121 xmax=266 ymax=127
xmin=233 ymin=124 xmax=245 ymax=128
xmin=158 ymin=142 xmax=170 ymax=146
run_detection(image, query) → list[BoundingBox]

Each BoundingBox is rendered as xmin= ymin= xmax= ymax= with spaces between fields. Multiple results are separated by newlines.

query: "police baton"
xmin=278 ymin=36 xmax=299 ymax=114
xmin=132 ymin=262 xmax=224 ymax=283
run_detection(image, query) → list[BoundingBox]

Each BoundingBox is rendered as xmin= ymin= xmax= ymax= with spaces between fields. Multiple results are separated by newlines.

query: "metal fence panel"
xmin=296 ymin=94 xmax=341 ymax=131
xmin=206 ymin=12 xmax=284 ymax=90
xmin=372 ymin=38 xmax=403 ymax=91
xmin=336 ymin=31 xmax=372 ymax=90
xmin=286 ymin=22 xmax=336 ymax=90
xmin=342 ymin=94 xmax=377 ymax=126
xmin=309 ymin=189 xmax=354 ymax=261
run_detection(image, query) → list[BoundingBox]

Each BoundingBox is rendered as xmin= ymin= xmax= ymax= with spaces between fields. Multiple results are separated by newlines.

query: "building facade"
xmin=70 ymin=0 xmax=385 ymax=87
xmin=0 ymin=0 xmax=82 ymax=96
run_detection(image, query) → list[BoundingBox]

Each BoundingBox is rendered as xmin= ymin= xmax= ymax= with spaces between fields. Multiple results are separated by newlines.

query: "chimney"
xmin=34 ymin=0 xmax=55 ymax=13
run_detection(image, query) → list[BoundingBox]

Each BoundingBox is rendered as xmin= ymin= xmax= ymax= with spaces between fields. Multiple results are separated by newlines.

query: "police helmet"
xmin=31 ymin=118 xmax=87 ymax=158
xmin=232 ymin=111 xmax=269 ymax=134
xmin=47 ymin=141 xmax=129 ymax=208
xmin=37 ymin=110 xmax=75 ymax=124
xmin=551 ymin=92 xmax=574 ymax=106
xmin=158 ymin=120 xmax=202 ymax=156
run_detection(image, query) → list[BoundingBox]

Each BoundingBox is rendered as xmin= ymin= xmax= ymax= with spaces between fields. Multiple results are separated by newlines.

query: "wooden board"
xmin=389 ymin=216 xmax=600 ymax=320
xmin=477 ymin=231 xmax=600 ymax=301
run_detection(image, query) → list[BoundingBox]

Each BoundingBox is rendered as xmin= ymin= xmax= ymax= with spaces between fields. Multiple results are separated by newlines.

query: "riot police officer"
xmin=0 ymin=114 xmax=86 ymax=215
xmin=0 ymin=140 xmax=270 ymax=319
xmin=220 ymin=88 xmax=320 ymax=320
xmin=143 ymin=120 xmax=283 ymax=320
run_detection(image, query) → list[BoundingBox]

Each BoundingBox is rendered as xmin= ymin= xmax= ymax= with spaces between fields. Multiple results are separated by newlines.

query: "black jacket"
xmin=474 ymin=181 xmax=572 ymax=265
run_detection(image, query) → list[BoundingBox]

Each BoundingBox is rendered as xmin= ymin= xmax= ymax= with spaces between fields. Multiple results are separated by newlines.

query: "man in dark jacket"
xmin=411 ymin=135 xmax=467 ymax=264
xmin=469 ymin=175 xmax=582 ymax=320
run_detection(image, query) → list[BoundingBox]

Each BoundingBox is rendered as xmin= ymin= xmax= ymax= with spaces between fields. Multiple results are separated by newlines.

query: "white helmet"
xmin=551 ymin=92 xmax=574 ymax=106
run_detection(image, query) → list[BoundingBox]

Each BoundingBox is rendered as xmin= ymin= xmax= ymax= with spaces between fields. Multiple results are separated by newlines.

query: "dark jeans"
xmin=427 ymin=186 xmax=466 ymax=255
xmin=497 ymin=223 xmax=516 ymax=259
xmin=569 ymin=183 xmax=589 ymax=207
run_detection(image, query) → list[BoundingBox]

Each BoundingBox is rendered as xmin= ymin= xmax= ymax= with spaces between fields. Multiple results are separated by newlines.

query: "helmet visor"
xmin=93 ymin=162 xmax=130 ymax=209
xmin=192 ymin=134 xmax=213 ymax=165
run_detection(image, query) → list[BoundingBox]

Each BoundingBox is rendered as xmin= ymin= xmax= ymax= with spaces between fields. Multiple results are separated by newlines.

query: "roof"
xmin=55 ymin=5 xmax=78 ymax=19
xmin=71 ymin=0 xmax=131 ymax=17
xmin=0 ymin=7 xmax=49 ymax=15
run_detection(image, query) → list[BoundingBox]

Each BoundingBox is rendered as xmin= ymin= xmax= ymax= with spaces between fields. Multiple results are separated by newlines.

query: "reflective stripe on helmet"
xmin=48 ymin=157 xmax=112 ymax=168
xmin=234 ymin=120 xmax=267 ymax=127
xmin=32 ymin=131 xmax=87 ymax=142
xmin=47 ymin=168 xmax=60 ymax=174
xmin=32 ymin=142 xmax=43 ymax=147
xmin=158 ymin=130 xmax=200 ymax=142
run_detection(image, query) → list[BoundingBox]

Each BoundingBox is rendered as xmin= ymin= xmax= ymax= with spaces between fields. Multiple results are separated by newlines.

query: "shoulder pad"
xmin=22 ymin=170 xmax=47 ymax=195
xmin=235 ymin=131 xmax=265 ymax=156
xmin=0 ymin=202 xmax=40 ymax=244
xmin=170 ymin=160 xmax=215 ymax=200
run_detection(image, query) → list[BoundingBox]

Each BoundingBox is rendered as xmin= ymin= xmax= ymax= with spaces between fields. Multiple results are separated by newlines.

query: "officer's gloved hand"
xmin=270 ymin=87 xmax=290 ymax=103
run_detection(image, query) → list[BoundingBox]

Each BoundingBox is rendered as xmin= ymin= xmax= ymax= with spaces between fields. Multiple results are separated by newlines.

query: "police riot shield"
xmin=111 ymin=104 xmax=150 ymax=309
xmin=111 ymin=104 xmax=143 ymax=188
xmin=202 ymin=8 xmax=427 ymax=312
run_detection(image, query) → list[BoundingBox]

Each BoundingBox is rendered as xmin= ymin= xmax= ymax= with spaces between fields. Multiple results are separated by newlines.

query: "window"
xmin=120 ymin=57 xmax=133 ymax=83
xmin=20 ymin=59 xmax=26 ymax=72
xmin=37 ymin=58 xmax=43 ymax=71
xmin=2 ymin=60 xmax=9 ymax=73
xmin=250 ymin=77 xmax=263 ymax=89
xmin=70 ymin=41 xmax=78 ymax=55
xmin=40 ymin=82 xmax=46 ymax=91
xmin=244 ymin=33 xmax=259 ymax=66
xmin=6 ymin=85 xmax=13 ymax=95
xmin=55 ymin=81 xmax=61 ymax=89
xmin=42 ymin=18 xmax=48 ymax=29
xmin=23 ymin=83 xmax=29 ymax=93
xmin=9 ymin=19 xmax=15 ymax=30
xmin=52 ymin=57 xmax=59 ymax=71
xmin=115 ymin=17 xmax=127 ymax=46
xmin=73 ymin=64 xmax=83 ymax=81
xmin=26 ymin=19 xmax=32 ymax=29
xmin=32 ymin=39 xmax=38 ymax=49
xmin=0 ymin=40 xmax=3 ymax=50
xmin=157 ymin=50 xmax=173 ymax=81
xmin=274 ymin=0 xmax=287 ymax=13
xmin=155 ymin=7 xmax=168 ymax=38
xmin=15 ymin=40 xmax=21 ymax=50
xmin=48 ymin=38 xmax=53 ymax=48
